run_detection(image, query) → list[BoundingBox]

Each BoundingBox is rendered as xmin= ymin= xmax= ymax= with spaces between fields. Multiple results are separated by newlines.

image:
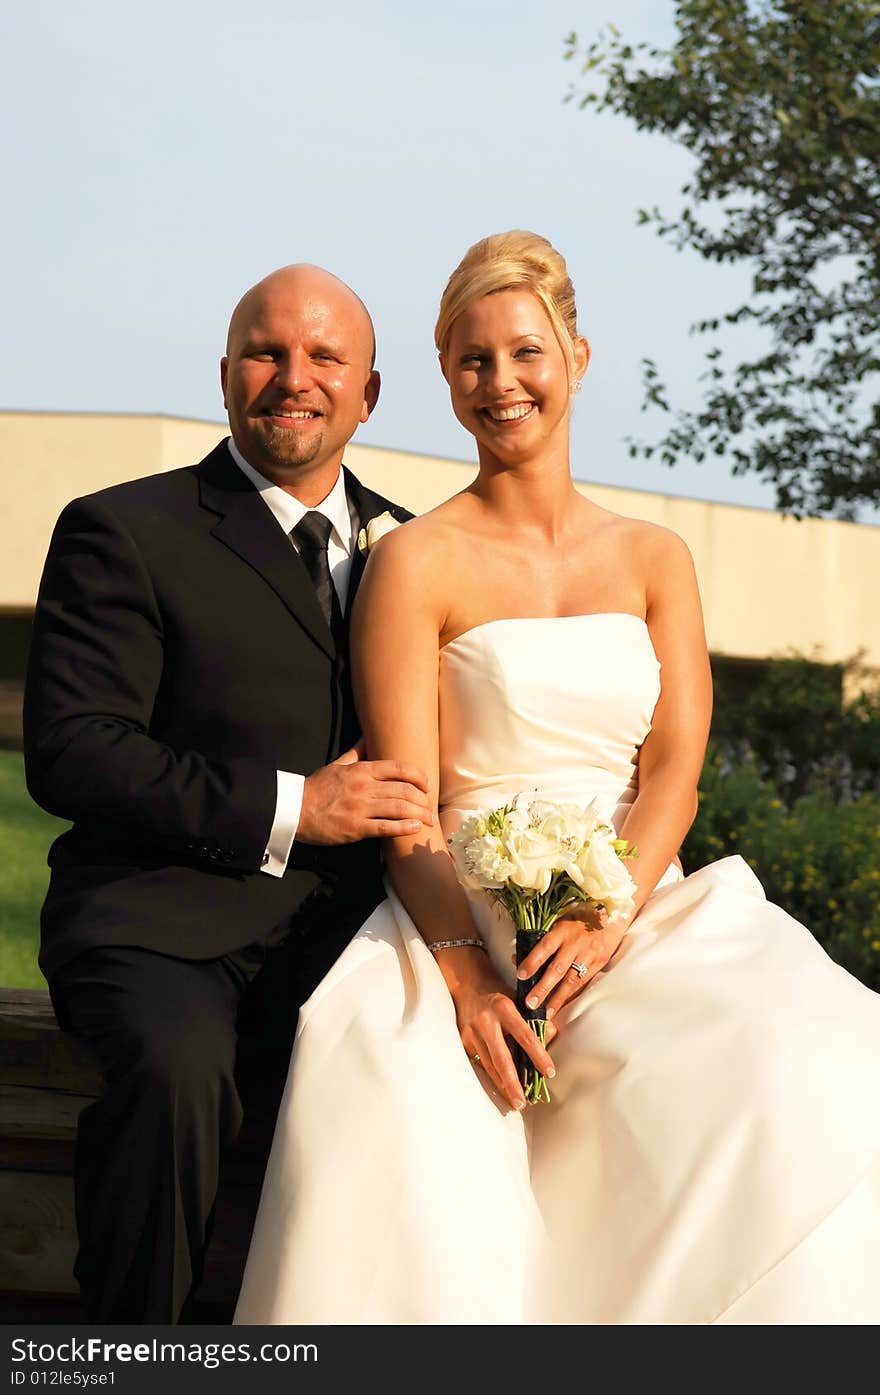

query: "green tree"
xmin=566 ymin=1 xmax=880 ymax=518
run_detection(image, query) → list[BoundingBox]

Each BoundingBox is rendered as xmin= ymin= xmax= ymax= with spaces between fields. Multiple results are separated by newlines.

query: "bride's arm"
xmin=350 ymin=524 xmax=553 ymax=1110
xmin=518 ymin=526 xmax=712 ymax=1018
xmin=616 ymin=526 xmax=713 ymax=907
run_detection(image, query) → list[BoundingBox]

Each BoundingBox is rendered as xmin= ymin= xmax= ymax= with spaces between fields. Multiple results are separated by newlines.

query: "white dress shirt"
xmin=227 ymin=439 xmax=359 ymax=877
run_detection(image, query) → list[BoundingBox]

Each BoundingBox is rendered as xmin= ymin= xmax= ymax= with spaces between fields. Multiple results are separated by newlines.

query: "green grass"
xmin=0 ymin=750 xmax=67 ymax=989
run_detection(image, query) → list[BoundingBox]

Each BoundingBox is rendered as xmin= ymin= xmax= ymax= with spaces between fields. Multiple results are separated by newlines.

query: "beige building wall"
xmin=3 ymin=411 xmax=878 ymax=676
xmin=3 ymin=413 xmax=231 ymax=612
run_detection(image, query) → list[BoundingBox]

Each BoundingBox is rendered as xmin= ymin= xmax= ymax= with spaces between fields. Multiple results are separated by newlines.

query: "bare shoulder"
xmin=609 ymin=514 xmax=695 ymax=580
xmin=599 ymin=510 xmax=690 ymax=557
xmin=622 ymin=520 xmax=703 ymax=621
xmin=364 ymin=505 xmax=461 ymax=571
xmin=356 ymin=501 xmax=471 ymax=628
xmin=367 ymin=494 xmax=474 ymax=563
xmin=639 ymin=521 xmax=695 ymax=570
xmin=579 ymin=504 xmax=696 ymax=596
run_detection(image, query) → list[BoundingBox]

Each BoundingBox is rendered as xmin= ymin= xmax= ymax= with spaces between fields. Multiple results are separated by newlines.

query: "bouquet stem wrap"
xmin=514 ymin=928 xmax=551 ymax=1105
xmin=506 ymin=874 xmax=590 ymax=1103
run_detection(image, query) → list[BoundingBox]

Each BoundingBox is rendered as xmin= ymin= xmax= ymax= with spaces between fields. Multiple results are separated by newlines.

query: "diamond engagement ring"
xmin=571 ymin=961 xmax=589 ymax=979
xmin=471 ymin=1053 xmax=481 ymax=1065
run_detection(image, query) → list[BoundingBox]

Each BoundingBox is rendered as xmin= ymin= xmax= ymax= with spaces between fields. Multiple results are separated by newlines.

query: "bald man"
xmin=23 ymin=265 xmax=426 ymax=1323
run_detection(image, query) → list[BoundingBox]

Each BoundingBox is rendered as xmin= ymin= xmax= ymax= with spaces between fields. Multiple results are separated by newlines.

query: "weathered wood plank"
xmin=0 ymin=1085 xmax=94 ymax=1141
xmin=0 ymin=1136 xmax=76 ymax=1173
xmin=0 ymin=989 xmax=102 ymax=1094
xmin=0 ymin=1046 xmax=101 ymax=1095
xmin=0 ymin=1172 xmax=79 ymax=1296
xmin=0 ymin=1293 xmax=84 ymax=1322
xmin=0 ymin=1170 xmax=262 ymax=1304
xmin=0 ymin=988 xmax=56 ymax=1024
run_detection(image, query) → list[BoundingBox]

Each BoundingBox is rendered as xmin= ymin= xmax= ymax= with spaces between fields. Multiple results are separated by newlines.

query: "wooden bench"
xmin=0 ymin=987 xmax=270 ymax=1322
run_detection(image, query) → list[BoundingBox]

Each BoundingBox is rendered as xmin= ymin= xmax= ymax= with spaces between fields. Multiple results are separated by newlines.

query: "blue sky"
xmin=2 ymin=0 xmax=854 ymax=514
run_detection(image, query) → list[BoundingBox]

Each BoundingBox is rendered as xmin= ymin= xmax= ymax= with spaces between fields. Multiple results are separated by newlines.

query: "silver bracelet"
xmin=428 ymin=938 xmax=487 ymax=955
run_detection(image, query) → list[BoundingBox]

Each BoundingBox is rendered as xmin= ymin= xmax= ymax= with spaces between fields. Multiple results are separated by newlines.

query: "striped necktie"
xmin=291 ymin=511 xmax=344 ymax=636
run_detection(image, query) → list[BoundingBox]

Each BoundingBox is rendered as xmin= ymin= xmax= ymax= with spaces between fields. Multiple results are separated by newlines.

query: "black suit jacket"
xmin=24 ymin=440 xmax=413 ymax=979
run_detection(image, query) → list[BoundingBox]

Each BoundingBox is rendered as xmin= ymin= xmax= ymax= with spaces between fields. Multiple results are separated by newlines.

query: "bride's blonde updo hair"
xmin=434 ymin=230 xmax=580 ymax=375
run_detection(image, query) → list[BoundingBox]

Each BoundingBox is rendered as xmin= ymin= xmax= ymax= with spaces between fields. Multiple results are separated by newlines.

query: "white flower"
xmin=504 ymin=823 xmax=562 ymax=893
xmin=357 ymin=511 xmax=400 ymax=555
xmin=463 ymin=834 xmax=517 ymax=890
xmin=575 ymin=832 xmax=636 ymax=922
xmin=447 ymin=812 xmax=485 ymax=861
xmin=498 ymin=794 xmax=595 ymax=890
xmin=530 ymin=797 xmax=601 ymax=850
xmin=448 ymin=817 xmax=514 ymax=890
xmin=449 ymin=794 xmax=635 ymax=915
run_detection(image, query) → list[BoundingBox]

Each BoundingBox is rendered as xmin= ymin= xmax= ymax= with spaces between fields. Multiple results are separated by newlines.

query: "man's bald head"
xmin=220 ymin=262 xmax=381 ymax=497
xmin=226 ymin=264 xmax=376 ymax=368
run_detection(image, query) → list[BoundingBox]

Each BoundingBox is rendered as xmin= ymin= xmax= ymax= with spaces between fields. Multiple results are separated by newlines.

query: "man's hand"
xmin=297 ymin=744 xmax=433 ymax=845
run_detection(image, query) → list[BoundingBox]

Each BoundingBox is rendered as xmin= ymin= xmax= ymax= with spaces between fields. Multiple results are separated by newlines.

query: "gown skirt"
xmin=234 ymin=615 xmax=880 ymax=1324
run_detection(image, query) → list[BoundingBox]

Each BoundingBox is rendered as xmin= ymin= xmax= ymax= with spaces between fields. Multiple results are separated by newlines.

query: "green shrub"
xmin=684 ymin=744 xmax=880 ymax=990
xmin=710 ymin=653 xmax=880 ymax=801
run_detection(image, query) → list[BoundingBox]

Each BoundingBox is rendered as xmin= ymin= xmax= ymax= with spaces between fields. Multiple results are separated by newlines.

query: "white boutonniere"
xmin=357 ymin=511 xmax=400 ymax=555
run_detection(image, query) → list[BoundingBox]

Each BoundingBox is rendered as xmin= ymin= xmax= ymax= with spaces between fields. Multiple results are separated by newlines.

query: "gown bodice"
xmin=438 ymin=613 xmax=661 ymax=829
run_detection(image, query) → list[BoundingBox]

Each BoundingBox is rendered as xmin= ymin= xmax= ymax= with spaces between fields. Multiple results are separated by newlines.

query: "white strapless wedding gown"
xmin=235 ymin=615 xmax=880 ymax=1325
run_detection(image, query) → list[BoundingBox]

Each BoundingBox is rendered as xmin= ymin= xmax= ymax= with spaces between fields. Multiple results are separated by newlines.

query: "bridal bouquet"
xmin=448 ymin=794 xmax=637 ymax=1104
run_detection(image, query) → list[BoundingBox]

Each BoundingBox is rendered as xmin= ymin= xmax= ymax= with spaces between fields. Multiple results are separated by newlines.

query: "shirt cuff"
xmin=260 ymin=770 xmax=305 ymax=878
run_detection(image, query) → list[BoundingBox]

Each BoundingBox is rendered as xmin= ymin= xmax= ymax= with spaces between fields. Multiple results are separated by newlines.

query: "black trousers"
xmin=48 ymin=896 xmax=373 ymax=1325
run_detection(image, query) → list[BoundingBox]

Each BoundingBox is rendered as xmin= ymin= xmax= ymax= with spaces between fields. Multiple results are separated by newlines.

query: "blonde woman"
xmin=236 ymin=232 xmax=880 ymax=1325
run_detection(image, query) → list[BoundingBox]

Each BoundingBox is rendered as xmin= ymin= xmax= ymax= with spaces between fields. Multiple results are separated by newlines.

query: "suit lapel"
xmin=196 ymin=446 xmax=411 ymax=659
xmin=198 ymin=443 xmax=336 ymax=659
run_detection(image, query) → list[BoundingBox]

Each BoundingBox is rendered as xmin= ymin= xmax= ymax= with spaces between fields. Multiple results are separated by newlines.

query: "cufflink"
xmin=262 ymin=851 xmax=270 ymax=867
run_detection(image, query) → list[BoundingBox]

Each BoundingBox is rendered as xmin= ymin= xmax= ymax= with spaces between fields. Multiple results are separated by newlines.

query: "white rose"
xmin=575 ymin=833 xmax=636 ymax=922
xmin=357 ymin=511 xmax=400 ymax=555
xmin=503 ymin=794 xmax=601 ymax=889
xmin=504 ymin=825 xmax=562 ymax=893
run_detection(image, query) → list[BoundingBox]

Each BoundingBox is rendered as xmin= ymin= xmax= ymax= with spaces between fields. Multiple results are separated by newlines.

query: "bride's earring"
xmin=570 ymin=378 xmax=582 ymax=396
